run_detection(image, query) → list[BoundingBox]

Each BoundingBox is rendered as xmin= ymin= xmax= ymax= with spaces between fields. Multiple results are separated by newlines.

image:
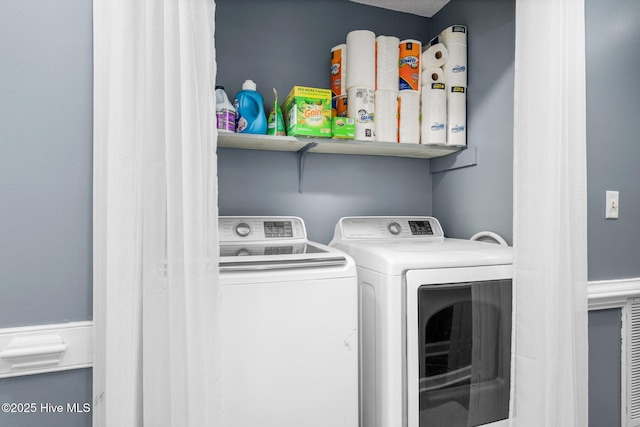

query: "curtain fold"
xmin=93 ymin=1 xmax=221 ymax=426
xmin=512 ymin=0 xmax=589 ymax=425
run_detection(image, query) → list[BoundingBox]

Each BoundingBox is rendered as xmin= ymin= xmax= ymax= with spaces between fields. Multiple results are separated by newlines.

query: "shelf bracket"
xmin=297 ymin=142 xmax=318 ymax=193
xmin=430 ymin=147 xmax=477 ymax=174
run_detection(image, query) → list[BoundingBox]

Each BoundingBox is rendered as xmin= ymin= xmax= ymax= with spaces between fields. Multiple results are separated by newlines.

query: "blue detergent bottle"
xmin=233 ymin=80 xmax=267 ymax=134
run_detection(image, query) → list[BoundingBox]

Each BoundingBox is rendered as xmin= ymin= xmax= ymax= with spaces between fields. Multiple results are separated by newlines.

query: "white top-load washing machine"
xmin=219 ymin=216 xmax=358 ymax=427
xmin=330 ymin=216 xmax=514 ymax=427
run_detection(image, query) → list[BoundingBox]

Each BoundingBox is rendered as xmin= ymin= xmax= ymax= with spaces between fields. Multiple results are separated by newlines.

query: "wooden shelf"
xmin=217 ymin=133 xmax=462 ymax=159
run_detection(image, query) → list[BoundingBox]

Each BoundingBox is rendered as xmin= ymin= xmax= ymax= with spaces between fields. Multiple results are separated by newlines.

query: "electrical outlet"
xmin=605 ymin=191 xmax=619 ymax=219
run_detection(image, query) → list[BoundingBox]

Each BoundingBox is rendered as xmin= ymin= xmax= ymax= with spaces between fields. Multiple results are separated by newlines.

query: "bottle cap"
xmin=215 ymin=85 xmax=224 ymax=90
xmin=242 ymin=79 xmax=257 ymax=91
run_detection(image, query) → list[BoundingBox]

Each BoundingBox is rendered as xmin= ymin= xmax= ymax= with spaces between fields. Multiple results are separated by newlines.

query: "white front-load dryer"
xmin=219 ymin=216 xmax=358 ymax=427
xmin=330 ymin=216 xmax=514 ymax=427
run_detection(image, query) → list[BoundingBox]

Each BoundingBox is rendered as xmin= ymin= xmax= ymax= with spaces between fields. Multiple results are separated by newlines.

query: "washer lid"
xmin=218 ymin=216 xmax=351 ymax=272
xmin=329 ymin=216 xmax=512 ymax=275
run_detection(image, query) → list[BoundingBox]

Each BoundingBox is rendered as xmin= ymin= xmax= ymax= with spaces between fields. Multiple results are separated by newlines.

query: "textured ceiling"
xmin=348 ymin=0 xmax=451 ymax=17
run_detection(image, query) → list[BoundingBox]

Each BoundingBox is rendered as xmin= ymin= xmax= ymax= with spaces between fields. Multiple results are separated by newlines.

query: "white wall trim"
xmin=588 ymin=277 xmax=640 ymax=310
xmin=0 ymin=321 xmax=92 ymax=379
xmin=0 ymin=278 xmax=635 ymax=379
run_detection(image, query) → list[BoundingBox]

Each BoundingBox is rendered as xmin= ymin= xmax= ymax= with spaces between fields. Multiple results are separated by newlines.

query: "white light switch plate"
xmin=605 ymin=191 xmax=619 ymax=219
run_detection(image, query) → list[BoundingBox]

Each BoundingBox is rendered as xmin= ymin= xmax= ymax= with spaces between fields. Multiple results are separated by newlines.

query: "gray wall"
xmin=1 ymin=0 xmax=636 ymax=426
xmin=429 ymin=0 xmax=515 ymax=243
xmin=0 ymin=0 xmax=93 ymax=328
xmin=588 ymin=309 xmax=623 ymax=427
xmin=0 ymin=1 xmax=93 ymax=426
xmin=584 ymin=0 xmax=640 ymax=424
xmin=0 ymin=369 xmax=92 ymax=427
xmin=586 ymin=0 xmax=640 ymax=281
xmin=216 ymin=0 xmax=435 ymax=244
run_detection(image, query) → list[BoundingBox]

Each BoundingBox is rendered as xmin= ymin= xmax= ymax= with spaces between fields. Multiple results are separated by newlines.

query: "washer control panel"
xmin=219 ymin=217 xmax=307 ymax=242
xmin=337 ymin=216 xmax=444 ymax=239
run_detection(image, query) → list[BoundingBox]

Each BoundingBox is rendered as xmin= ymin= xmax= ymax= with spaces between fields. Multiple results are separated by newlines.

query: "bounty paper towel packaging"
xmin=332 ymin=95 xmax=347 ymax=118
xmin=399 ymin=39 xmax=422 ymax=92
xmin=331 ymin=44 xmax=347 ymax=97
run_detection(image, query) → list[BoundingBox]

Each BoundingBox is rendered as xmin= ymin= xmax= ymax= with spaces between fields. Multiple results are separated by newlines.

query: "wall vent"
xmin=627 ymin=298 xmax=640 ymax=426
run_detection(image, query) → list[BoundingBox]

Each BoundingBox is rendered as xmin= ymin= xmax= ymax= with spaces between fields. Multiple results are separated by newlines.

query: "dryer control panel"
xmin=219 ymin=216 xmax=307 ymax=242
xmin=336 ymin=216 xmax=445 ymax=239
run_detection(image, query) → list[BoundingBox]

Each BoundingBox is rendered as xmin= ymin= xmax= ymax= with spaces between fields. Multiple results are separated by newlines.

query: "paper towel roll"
xmin=399 ymin=39 xmax=422 ymax=92
xmin=398 ymin=91 xmax=420 ymax=144
xmin=442 ymin=43 xmax=467 ymax=87
xmin=374 ymin=90 xmax=398 ymax=143
xmin=421 ymin=82 xmax=447 ymax=145
xmin=421 ymin=67 xmax=445 ymax=87
xmin=331 ymin=44 xmax=347 ymax=97
xmin=375 ymin=35 xmax=400 ymax=92
xmin=346 ymin=30 xmax=376 ymax=90
xmin=347 ymin=86 xmax=375 ymax=141
xmin=422 ymin=43 xmax=449 ymax=69
xmin=440 ymin=25 xmax=468 ymax=46
xmin=447 ymin=86 xmax=467 ymax=146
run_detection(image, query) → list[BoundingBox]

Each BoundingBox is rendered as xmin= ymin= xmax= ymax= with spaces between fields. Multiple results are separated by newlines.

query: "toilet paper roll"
xmin=399 ymin=39 xmax=422 ymax=92
xmin=442 ymin=43 xmax=467 ymax=87
xmin=447 ymin=86 xmax=467 ymax=147
xmin=422 ymin=43 xmax=449 ymax=69
xmin=346 ymin=30 xmax=376 ymax=90
xmin=421 ymin=67 xmax=444 ymax=87
xmin=440 ymin=25 xmax=468 ymax=46
xmin=375 ymin=35 xmax=400 ymax=92
xmin=331 ymin=44 xmax=347 ymax=97
xmin=398 ymin=91 xmax=420 ymax=144
xmin=421 ymin=82 xmax=447 ymax=145
xmin=374 ymin=90 xmax=398 ymax=143
xmin=347 ymin=86 xmax=375 ymax=141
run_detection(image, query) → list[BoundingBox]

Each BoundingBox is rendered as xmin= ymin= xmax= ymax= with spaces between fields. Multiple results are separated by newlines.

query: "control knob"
xmin=387 ymin=222 xmax=402 ymax=235
xmin=234 ymin=222 xmax=251 ymax=237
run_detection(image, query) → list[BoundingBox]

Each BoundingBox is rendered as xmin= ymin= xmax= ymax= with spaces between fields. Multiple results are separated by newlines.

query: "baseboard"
xmin=0 ymin=321 xmax=92 ymax=379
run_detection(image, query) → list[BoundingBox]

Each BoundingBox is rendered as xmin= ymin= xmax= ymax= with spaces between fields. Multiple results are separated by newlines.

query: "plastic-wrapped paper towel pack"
xmin=329 ymin=26 xmax=467 ymax=146
xmin=347 ymin=86 xmax=375 ymax=141
xmin=421 ymin=68 xmax=447 ymax=145
xmin=420 ymin=25 xmax=468 ymax=146
xmin=345 ymin=30 xmax=376 ymax=140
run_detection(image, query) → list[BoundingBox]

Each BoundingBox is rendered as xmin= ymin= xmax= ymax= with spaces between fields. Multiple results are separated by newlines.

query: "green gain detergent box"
xmin=282 ymin=86 xmax=333 ymax=138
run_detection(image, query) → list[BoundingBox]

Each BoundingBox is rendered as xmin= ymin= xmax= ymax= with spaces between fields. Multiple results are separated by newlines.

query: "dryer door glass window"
xmin=417 ymin=279 xmax=512 ymax=427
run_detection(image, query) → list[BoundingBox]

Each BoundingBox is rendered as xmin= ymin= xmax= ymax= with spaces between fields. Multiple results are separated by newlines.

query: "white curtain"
xmin=92 ymin=0 xmax=221 ymax=426
xmin=512 ymin=0 xmax=589 ymax=426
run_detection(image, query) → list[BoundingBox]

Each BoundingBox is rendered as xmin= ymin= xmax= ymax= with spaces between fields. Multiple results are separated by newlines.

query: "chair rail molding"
xmin=0 ymin=321 xmax=92 ymax=378
xmin=588 ymin=277 xmax=640 ymax=310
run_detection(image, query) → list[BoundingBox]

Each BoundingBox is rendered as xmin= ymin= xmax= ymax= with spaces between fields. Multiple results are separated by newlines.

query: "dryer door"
xmin=406 ymin=266 xmax=513 ymax=427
